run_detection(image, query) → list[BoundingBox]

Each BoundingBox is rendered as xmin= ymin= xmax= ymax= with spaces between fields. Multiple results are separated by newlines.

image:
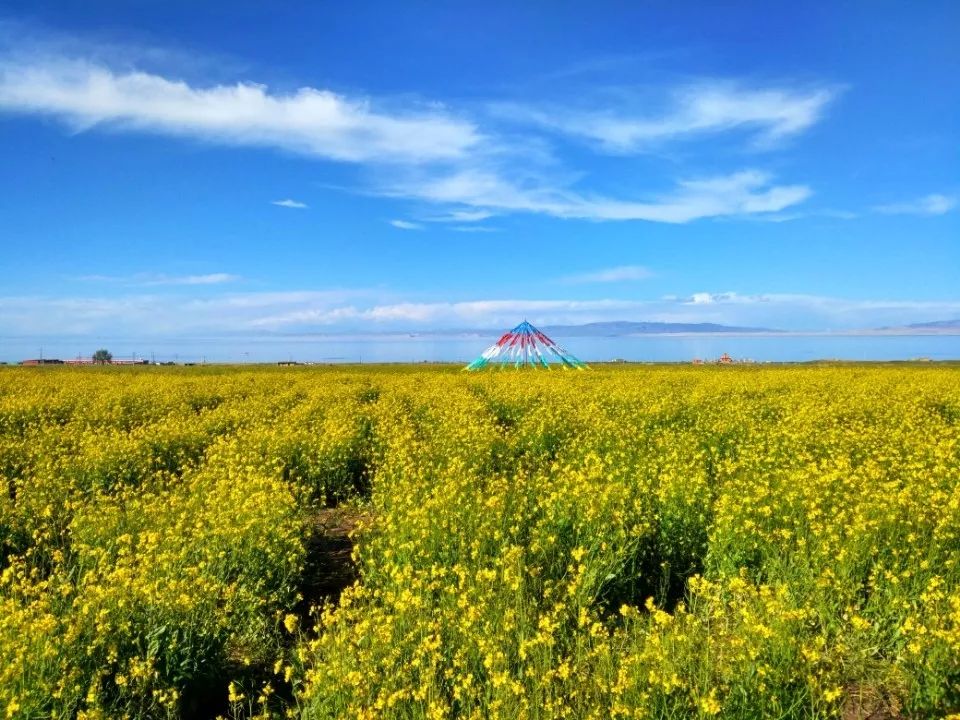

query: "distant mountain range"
xmin=541 ymin=321 xmax=779 ymax=336
xmin=903 ymin=319 xmax=960 ymax=330
xmin=875 ymin=318 xmax=960 ymax=334
xmin=410 ymin=321 xmax=779 ymax=337
xmin=286 ymin=318 xmax=960 ymax=338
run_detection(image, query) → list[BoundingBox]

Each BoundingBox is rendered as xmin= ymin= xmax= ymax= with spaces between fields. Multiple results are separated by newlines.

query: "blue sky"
xmin=1 ymin=1 xmax=958 ymax=338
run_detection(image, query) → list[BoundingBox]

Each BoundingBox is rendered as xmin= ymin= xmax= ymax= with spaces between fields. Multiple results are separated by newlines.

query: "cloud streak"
xmin=272 ymin=198 xmax=308 ymax=209
xmin=79 ymin=272 xmax=241 ymax=286
xmin=5 ymin=288 xmax=958 ymax=338
xmin=492 ymin=83 xmax=838 ymax=152
xmin=234 ymin=293 xmax=960 ymax=333
xmin=0 ymin=56 xmax=481 ymax=163
xmin=563 ymin=265 xmax=654 ymax=283
xmin=389 ymin=219 xmax=423 ymax=230
xmin=449 ymin=225 xmax=499 ymax=233
xmin=874 ymin=193 xmax=957 ymax=216
xmin=387 ymin=169 xmax=811 ymax=223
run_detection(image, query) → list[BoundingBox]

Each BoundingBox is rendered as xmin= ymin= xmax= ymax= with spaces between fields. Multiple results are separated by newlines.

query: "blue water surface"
xmin=2 ymin=333 xmax=959 ymax=365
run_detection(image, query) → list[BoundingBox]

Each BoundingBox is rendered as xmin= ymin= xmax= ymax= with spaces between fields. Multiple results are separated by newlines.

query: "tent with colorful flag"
xmin=464 ymin=321 xmax=587 ymax=370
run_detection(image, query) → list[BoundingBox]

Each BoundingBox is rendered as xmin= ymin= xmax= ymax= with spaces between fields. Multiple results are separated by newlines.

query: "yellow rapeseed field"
xmin=2 ymin=364 xmax=959 ymax=719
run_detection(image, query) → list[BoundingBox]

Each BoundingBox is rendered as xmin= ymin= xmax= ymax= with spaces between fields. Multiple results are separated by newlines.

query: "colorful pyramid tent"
xmin=464 ymin=321 xmax=587 ymax=370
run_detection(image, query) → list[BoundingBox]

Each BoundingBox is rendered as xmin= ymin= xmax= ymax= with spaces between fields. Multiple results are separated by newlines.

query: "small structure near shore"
xmin=20 ymin=358 xmax=64 ymax=366
xmin=21 ymin=357 xmax=149 ymax=366
xmin=693 ymin=352 xmax=756 ymax=365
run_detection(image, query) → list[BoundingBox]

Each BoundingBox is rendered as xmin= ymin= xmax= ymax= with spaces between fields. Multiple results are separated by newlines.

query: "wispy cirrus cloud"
xmin=423 ymin=209 xmax=497 ymax=223
xmin=563 ymin=265 xmax=654 ymax=283
xmin=386 ymin=169 xmax=811 ymax=223
xmin=79 ymin=272 xmax=241 ymax=286
xmin=271 ymin=198 xmax=308 ymax=209
xmin=874 ymin=193 xmax=957 ymax=216
xmin=389 ymin=219 xmax=423 ymax=230
xmin=735 ymin=207 xmax=859 ymax=223
xmin=492 ymin=83 xmax=839 ymax=153
xmin=449 ymin=225 xmax=500 ymax=233
xmin=0 ymin=38 xmax=823 ymax=225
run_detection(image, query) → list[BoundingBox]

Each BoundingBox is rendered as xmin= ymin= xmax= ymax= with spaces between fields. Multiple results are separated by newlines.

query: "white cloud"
xmin=226 ymin=294 xmax=960 ymax=332
xmin=2 ymin=289 xmax=960 ymax=337
xmin=0 ymin=42 xmax=824 ymax=226
xmin=388 ymin=169 xmax=811 ymax=223
xmin=667 ymin=291 xmax=960 ymax=330
xmin=449 ymin=225 xmax=500 ymax=233
xmin=79 ymin=272 xmax=240 ymax=286
xmin=685 ymin=292 xmax=760 ymax=305
xmin=0 ymin=289 xmax=379 ymax=336
xmin=732 ymin=207 xmax=859 ymax=223
xmin=689 ymin=292 xmax=722 ymax=305
xmin=492 ymin=83 xmax=838 ymax=152
xmin=250 ymin=299 xmax=648 ymax=329
xmin=0 ymin=56 xmax=481 ymax=164
xmin=389 ymin=219 xmax=423 ymax=230
xmin=424 ymin=209 xmax=497 ymax=223
xmin=144 ymin=273 xmax=240 ymax=286
xmin=564 ymin=265 xmax=654 ymax=283
xmin=874 ymin=193 xmax=957 ymax=216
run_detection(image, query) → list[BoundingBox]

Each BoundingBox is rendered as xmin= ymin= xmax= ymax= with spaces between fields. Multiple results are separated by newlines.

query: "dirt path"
xmin=298 ymin=507 xmax=365 ymax=611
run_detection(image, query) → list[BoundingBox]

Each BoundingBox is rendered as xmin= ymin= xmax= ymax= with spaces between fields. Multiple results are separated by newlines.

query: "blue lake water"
xmin=3 ymin=333 xmax=960 ymax=365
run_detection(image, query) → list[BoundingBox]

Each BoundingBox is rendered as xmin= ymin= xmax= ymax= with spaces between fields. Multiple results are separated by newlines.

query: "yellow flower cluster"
xmin=2 ymin=364 xmax=959 ymax=718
